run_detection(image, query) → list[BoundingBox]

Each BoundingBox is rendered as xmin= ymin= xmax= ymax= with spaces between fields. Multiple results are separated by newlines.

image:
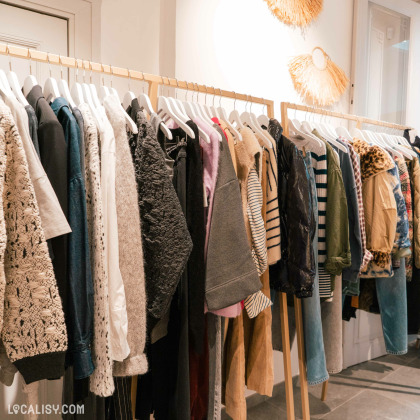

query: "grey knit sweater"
xmin=104 ymin=96 xmax=148 ymax=376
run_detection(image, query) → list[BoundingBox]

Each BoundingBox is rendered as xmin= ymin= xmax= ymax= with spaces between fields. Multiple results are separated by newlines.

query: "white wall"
xmin=174 ymin=0 xmax=354 ymax=120
xmin=96 ymin=0 xmax=161 ymax=95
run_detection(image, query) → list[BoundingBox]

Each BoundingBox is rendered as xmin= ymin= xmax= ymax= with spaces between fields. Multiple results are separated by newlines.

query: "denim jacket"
xmin=51 ymin=97 xmax=94 ymax=379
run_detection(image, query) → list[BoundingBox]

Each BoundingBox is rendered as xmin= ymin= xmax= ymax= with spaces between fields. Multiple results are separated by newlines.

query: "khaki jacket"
xmin=409 ymin=158 xmax=420 ymax=268
xmin=353 ymin=139 xmax=397 ymax=276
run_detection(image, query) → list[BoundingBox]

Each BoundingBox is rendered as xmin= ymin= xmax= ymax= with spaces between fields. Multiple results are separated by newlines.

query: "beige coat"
xmin=353 ymin=139 xmax=397 ymax=274
xmin=409 ymin=157 xmax=420 ymax=268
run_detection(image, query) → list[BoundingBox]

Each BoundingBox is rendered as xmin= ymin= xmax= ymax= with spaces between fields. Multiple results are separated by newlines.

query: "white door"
xmin=0 ymin=2 xmax=69 ymax=89
xmin=0 ymin=3 xmax=68 ymax=420
xmin=345 ymin=0 xmax=420 ymax=369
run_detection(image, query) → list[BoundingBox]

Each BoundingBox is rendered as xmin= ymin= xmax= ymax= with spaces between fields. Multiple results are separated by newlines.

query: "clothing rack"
xmin=0 ymin=43 xmax=275 ymax=118
xmin=0 ymin=42 xmax=302 ymax=420
xmin=280 ymin=101 xmax=412 ymax=420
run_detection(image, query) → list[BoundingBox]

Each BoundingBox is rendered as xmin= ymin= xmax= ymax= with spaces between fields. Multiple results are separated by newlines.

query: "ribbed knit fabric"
xmin=290 ymin=138 xmax=329 ymax=297
xmin=247 ymin=166 xmax=268 ymax=275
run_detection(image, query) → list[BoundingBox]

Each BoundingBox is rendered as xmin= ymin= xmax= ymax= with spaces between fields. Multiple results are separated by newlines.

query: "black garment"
xmin=25 ymin=104 xmax=40 ymax=157
xmin=127 ymin=99 xmax=192 ymax=329
xmin=105 ymin=378 xmax=133 ymax=420
xmin=26 ymin=85 xmax=69 ymax=313
xmin=136 ymin=121 xmax=204 ymax=420
xmin=268 ymin=119 xmax=315 ymax=297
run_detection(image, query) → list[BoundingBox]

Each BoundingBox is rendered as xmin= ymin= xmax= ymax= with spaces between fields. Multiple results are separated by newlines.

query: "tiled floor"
xmin=222 ymin=339 xmax=420 ymax=419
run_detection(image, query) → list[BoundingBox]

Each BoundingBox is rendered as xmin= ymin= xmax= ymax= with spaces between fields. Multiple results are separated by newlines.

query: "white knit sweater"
xmin=78 ymin=104 xmax=114 ymax=397
xmin=104 ymin=96 xmax=148 ymax=376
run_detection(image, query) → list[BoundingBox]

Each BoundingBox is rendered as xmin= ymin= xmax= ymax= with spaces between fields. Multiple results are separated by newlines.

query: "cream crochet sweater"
xmin=78 ymin=104 xmax=114 ymax=397
xmin=104 ymin=96 xmax=148 ymax=376
xmin=0 ymin=102 xmax=67 ymax=384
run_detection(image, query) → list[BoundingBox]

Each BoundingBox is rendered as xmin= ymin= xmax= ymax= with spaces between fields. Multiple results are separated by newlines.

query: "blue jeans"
xmin=376 ymin=259 xmax=408 ymax=355
xmin=302 ymin=153 xmax=329 ymax=385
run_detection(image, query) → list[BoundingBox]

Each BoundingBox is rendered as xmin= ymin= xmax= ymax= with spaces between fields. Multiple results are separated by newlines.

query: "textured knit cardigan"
xmin=104 ymin=96 xmax=148 ymax=376
xmin=78 ymin=103 xmax=114 ymax=397
xmin=127 ymin=101 xmax=192 ymax=328
xmin=0 ymin=102 xmax=68 ymax=384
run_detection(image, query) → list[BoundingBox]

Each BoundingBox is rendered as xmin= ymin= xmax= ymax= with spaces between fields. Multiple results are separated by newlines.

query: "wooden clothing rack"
xmin=0 ymin=43 xmax=275 ymax=118
xmin=0 ymin=42 xmax=304 ymax=420
xmin=280 ymin=101 xmax=412 ymax=420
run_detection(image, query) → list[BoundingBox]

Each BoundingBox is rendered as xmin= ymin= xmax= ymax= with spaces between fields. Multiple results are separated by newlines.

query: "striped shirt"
xmin=264 ymin=132 xmax=281 ymax=265
xmin=247 ymin=165 xmax=268 ymax=275
xmin=341 ymin=138 xmax=373 ymax=272
xmin=290 ymin=138 xmax=329 ymax=297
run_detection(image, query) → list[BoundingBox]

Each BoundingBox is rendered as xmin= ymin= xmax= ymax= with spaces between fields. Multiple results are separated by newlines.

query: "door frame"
xmin=351 ymin=0 xmax=420 ymax=130
xmin=0 ymin=0 xmax=101 ymax=60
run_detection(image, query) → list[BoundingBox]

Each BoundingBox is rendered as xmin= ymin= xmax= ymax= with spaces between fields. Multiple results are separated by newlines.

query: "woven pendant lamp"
xmin=288 ymin=47 xmax=349 ymax=106
xmin=263 ymin=0 xmax=323 ymax=27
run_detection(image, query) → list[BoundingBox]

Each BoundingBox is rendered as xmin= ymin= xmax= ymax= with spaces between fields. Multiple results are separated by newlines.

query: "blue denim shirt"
xmin=51 ymin=97 xmax=94 ymax=379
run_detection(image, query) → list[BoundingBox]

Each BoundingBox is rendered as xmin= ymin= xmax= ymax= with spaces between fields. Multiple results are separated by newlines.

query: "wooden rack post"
xmin=281 ymin=101 xmax=411 ymax=414
xmin=0 ymin=42 xmax=299 ymax=420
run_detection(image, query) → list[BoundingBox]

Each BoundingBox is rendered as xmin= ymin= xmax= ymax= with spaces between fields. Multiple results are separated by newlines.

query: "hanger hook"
xmin=160 ymin=75 xmax=164 ymax=96
xmin=59 ymin=55 xmax=63 ymax=80
xmin=47 ymin=52 xmax=52 ymax=78
xmin=28 ymin=48 xmax=33 ymax=75
xmin=175 ymin=78 xmax=180 ymax=99
xmin=75 ymin=59 xmax=79 ymax=83
xmin=110 ymin=64 xmax=114 ymax=88
xmin=193 ymin=83 xmax=198 ymax=103
xmin=88 ymin=63 xmax=92 ymax=84
xmin=250 ymin=97 xmax=253 ymax=114
xmin=127 ymin=68 xmax=131 ymax=91
xmin=141 ymin=71 xmax=146 ymax=94
xmin=211 ymin=86 xmax=216 ymax=107
xmin=185 ymin=81 xmax=189 ymax=101
xmin=6 ymin=44 xmax=12 ymax=72
xmin=204 ymin=85 xmax=208 ymax=106
xmin=233 ymin=91 xmax=237 ymax=110
xmin=218 ymin=88 xmax=222 ymax=108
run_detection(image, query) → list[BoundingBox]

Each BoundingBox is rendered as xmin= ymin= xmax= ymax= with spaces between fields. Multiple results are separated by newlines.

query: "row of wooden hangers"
xmin=0 ymin=51 xmax=273 ymax=148
xmin=288 ymin=108 xmax=417 ymax=160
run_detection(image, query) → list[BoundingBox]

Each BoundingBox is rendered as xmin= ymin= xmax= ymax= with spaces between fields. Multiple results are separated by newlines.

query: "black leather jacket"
xmin=268 ymin=119 xmax=315 ymax=298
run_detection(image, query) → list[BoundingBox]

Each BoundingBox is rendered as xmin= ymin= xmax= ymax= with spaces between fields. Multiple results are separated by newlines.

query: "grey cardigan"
xmin=205 ymin=135 xmax=260 ymax=310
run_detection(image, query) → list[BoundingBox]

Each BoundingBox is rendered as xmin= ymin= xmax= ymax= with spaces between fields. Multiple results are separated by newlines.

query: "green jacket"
xmin=313 ymin=130 xmax=351 ymax=285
